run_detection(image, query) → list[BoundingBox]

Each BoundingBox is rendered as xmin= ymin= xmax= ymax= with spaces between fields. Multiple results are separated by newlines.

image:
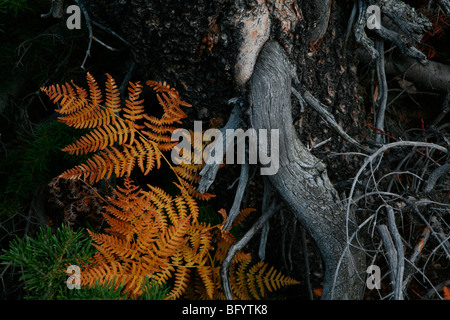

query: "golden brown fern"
xmin=83 ymin=178 xmax=298 ymax=299
xmin=44 ymin=73 xmax=299 ymax=299
xmin=185 ymin=208 xmax=300 ymax=300
xmin=82 ymin=178 xmax=213 ymax=298
xmin=41 ymin=73 xmax=190 ymax=184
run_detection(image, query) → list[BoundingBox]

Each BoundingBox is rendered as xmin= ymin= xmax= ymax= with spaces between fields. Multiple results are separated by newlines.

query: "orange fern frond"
xmin=81 ymin=178 xmax=209 ymax=298
xmin=105 ymin=73 xmax=121 ymax=112
xmin=197 ymin=265 xmax=215 ymax=299
xmin=44 ymin=73 xmax=299 ymax=300
xmin=86 ymin=72 xmax=103 ymax=106
xmin=41 ymin=73 xmax=190 ymax=184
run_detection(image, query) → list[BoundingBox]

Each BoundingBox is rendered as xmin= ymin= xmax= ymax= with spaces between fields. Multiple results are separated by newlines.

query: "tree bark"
xmin=249 ymin=41 xmax=366 ymax=300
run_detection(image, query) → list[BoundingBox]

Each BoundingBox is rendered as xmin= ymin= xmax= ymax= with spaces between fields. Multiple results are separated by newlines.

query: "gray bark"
xmin=249 ymin=41 xmax=366 ymax=300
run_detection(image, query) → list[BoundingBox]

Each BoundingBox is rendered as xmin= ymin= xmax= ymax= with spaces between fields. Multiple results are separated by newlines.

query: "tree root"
xmin=353 ymin=0 xmax=431 ymax=61
xmin=249 ymin=40 xmax=367 ymax=300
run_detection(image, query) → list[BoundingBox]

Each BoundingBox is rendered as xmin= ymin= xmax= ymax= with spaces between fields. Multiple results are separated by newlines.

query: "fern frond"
xmin=197 ymin=266 xmax=215 ymax=299
xmin=40 ymin=82 xmax=89 ymax=115
xmin=41 ymin=73 xmax=190 ymax=184
xmin=88 ymin=230 xmax=139 ymax=260
xmin=232 ymin=208 xmax=257 ymax=228
xmin=86 ymin=72 xmax=103 ymax=106
xmin=105 ymin=73 xmax=121 ymax=113
xmin=167 ymin=266 xmax=190 ymax=300
xmin=123 ymin=81 xmax=145 ymax=121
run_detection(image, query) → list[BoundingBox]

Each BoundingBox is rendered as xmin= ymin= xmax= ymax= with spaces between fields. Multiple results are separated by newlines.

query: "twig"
xmin=223 ymin=162 xmax=249 ymax=231
xmin=334 ymin=141 xmax=447 ymax=297
xmin=403 ymin=199 xmax=450 ymax=259
xmin=377 ymin=224 xmax=398 ymax=290
xmin=343 ymin=0 xmax=358 ymax=52
xmin=346 ymin=141 xmax=448 ymax=217
xmin=423 ymin=164 xmax=450 ymax=193
xmin=258 ymin=177 xmax=272 ymax=261
xmin=291 ymin=86 xmax=307 ymax=113
xmin=310 ymin=137 xmax=332 ymax=151
xmin=258 ymin=221 xmax=270 ymax=261
xmin=374 ymin=39 xmax=388 ymax=144
xmin=386 ymin=206 xmax=404 ymax=300
xmin=92 ymin=36 xmax=118 ymax=52
xmin=402 ymin=224 xmax=431 ymax=292
xmin=41 ymin=0 xmax=64 ymax=19
xmin=91 ymin=20 xmax=132 ymax=47
xmin=431 ymin=92 xmax=450 ymax=128
xmin=372 ymin=25 xmax=427 ymax=63
xmin=221 ymin=201 xmax=280 ymax=300
xmin=429 ymin=216 xmax=450 ymax=256
xmin=300 ymin=90 xmax=374 ymax=153
xmin=75 ymin=0 xmax=123 ymax=69
xmin=74 ymin=0 xmax=93 ymax=70
xmin=330 ymin=213 xmax=375 ymax=299
xmin=287 ymin=218 xmax=296 ymax=273
xmin=423 ymin=280 xmax=450 ymax=300
xmin=301 ymin=226 xmax=313 ymax=300
xmin=280 ymin=210 xmax=289 ymax=272
xmin=198 ymin=103 xmax=243 ymax=194
xmin=40 ymin=0 xmax=55 ymax=18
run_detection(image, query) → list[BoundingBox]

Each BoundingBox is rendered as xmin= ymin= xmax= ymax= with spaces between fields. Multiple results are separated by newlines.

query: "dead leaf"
xmin=313 ymin=288 xmax=323 ymax=297
xmin=443 ymin=286 xmax=450 ymax=300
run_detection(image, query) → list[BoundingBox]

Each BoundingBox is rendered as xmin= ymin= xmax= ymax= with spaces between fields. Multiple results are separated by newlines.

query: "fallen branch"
xmin=372 ymin=24 xmax=427 ymax=63
xmin=423 ymin=163 xmax=450 ymax=193
xmin=386 ymin=206 xmax=405 ymax=300
xmin=357 ymin=49 xmax=450 ymax=92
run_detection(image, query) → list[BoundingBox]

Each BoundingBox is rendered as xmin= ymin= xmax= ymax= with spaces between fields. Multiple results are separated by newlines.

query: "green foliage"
xmin=0 ymin=0 xmax=31 ymax=31
xmin=1 ymin=224 xmax=171 ymax=300
xmin=0 ymin=120 xmax=86 ymax=223
xmin=1 ymin=224 xmax=95 ymax=299
xmin=0 ymin=0 xmax=31 ymax=16
xmin=2 ymin=121 xmax=84 ymax=199
xmin=58 ymin=279 xmax=129 ymax=300
xmin=57 ymin=277 xmax=170 ymax=300
xmin=139 ymin=277 xmax=170 ymax=300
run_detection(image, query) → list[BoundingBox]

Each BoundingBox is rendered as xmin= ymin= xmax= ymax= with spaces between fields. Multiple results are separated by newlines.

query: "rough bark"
xmin=249 ymin=41 xmax=366 ymax=300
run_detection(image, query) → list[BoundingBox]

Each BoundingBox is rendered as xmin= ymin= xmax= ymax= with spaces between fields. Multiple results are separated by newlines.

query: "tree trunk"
xmin=249 ymin=40 xmax=366 ymax=300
